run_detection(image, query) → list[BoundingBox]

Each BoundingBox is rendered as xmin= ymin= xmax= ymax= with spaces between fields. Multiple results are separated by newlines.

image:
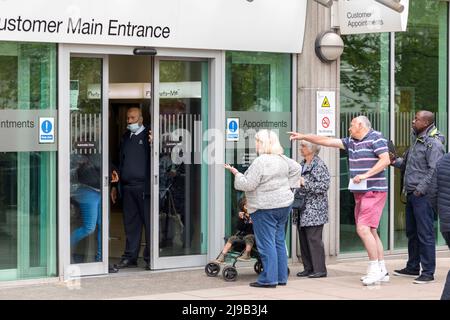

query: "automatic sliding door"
xmin=61 ymin=54 xmax=109 ymax=277
xmin=152 ymin=59 xmax=208 ymax=269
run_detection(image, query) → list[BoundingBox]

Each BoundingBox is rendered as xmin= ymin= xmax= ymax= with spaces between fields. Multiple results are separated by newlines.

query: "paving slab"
xmin=0 ymin=252 xmax=448 ymax=300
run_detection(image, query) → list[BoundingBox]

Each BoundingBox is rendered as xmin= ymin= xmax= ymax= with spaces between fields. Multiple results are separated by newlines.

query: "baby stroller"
xmin=204 ymin=236 xmax=291 ymax=282
xmin=205 ymin=235 xmax=263 ymax=281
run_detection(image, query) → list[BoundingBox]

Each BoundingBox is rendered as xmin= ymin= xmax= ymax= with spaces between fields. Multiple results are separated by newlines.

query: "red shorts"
xmin=353 ymin=191 xmax=387 ymax=228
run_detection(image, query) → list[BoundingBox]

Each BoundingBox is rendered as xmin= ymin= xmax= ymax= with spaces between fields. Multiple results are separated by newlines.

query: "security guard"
xmin=113 ymin=107 xmax=152 ymax=270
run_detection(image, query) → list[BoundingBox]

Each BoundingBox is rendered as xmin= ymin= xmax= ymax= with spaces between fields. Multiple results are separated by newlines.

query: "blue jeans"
xmin=405 ymin=193 xmax=435 ymax=277
xmin=71 ymin=187 xmax=102 ymax=261
xmin=251 ymin=206 xmax=291 ymax=285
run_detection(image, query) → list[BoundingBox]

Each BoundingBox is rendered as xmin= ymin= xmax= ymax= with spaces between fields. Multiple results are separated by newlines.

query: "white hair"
xmin=127 ymin=106 xmax=143 ymax=119
xmin=300 ymin=139 xmax=321 ymax=155
xmin=254 ymin=129 xmax=284 ymax=155
xmin=354 ymin=115 xmax=372 ymax=129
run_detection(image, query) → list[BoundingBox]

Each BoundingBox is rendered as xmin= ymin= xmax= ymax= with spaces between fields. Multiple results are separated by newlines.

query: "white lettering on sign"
xmin=87 ymin=84 xmax=101 ymax=99
xmin=226 ymin=118 xmax=240 ymax=142
xmin=39 ymin=117 xmax=55 ymax=144
xmin=316 ymin=91 xmax=336 ymax=136
xmin=0 ymin=0 xmax=308 ymax=53
xmin=339 ymin=0 xmax=409 ymax=35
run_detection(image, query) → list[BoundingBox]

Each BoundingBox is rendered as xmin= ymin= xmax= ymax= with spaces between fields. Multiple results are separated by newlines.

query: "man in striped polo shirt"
xmin=289 ymin=116 xmax=391 ymax=285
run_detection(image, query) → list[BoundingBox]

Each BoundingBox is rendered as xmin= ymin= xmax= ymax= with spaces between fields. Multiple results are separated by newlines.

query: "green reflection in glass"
xmin=69 ymin=57 xmax=103 ymax=264
xmin=158 ymin=60 xmax=208 ymax=257
xmin=225 ymin=51 xmax=292 ymax=258
xmin=0 ymin=42 xmax=57 ymax=280
xmin=394 ymin=0 xmax=448 ymax=248
xmin=340 ymin=33 xmax=390 ymax=253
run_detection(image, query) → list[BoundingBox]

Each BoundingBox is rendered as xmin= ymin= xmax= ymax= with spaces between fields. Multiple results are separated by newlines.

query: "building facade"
xmin=0 ymin=0 xmax=448 ymax=283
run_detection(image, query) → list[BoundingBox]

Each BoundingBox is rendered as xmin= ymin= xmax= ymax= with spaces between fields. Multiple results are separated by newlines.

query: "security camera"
xmin=375 ymin=0 xmax=405 ymax=13
xmin=313 ymin=0 xmax=333 ymax=8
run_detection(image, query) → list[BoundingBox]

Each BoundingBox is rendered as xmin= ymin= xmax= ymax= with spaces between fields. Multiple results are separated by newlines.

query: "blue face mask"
xmin=127 ymin=122 xmax=141 ymax=133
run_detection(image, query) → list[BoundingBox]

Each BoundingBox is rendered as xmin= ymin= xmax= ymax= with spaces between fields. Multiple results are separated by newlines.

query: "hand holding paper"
xmin=348 ymin=174 xmax=368 ymax=191
xmin=348 ymin=178 xmax=367 ymax=191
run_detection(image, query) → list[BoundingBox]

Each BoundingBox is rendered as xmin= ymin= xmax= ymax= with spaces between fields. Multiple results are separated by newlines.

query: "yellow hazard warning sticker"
xmin=322 ymin=97 xmax=330 ymax=108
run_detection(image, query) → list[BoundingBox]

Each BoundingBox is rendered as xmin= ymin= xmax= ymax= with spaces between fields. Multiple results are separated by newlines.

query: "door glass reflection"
xmin=70 ymin=57 xmax=103 ymax=264
xmin=158 ymin=60 xmax=207 ymax=257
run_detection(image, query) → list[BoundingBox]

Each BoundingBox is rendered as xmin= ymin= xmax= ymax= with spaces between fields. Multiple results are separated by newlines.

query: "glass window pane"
xmin=394 ymin=0 xmax=448 ymax=248
xmin=225 ymin=52 xmax=292 ymax=259
xmin=0 ymin=42 xmax=57 ymax=280
xmin=0 ymin=153 xmax=17 ymax=270
xmin=340 ymin=33 xmax=390 ymax=253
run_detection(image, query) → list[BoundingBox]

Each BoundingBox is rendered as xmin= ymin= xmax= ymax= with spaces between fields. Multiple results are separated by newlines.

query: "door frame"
xmin=150 ymin=51 xmax=225 ymax=269
xmin=152 ymin=56 xmax=213 ymax=269
xmin=58 ymin=44 xmax=225 ymax=278
xmin=58 ymin=45 xmax=110 ymax=279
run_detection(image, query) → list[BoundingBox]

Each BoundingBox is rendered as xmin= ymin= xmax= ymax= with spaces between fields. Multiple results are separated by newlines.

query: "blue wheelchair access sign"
xmin=226 ymin=118 xmax=239 ymax=141
xmin=39 ymin=117 xmax=55 ymax=144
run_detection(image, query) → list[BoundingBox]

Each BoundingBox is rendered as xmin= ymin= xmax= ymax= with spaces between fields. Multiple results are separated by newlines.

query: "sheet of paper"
xmin=348 ymin=178 xmax=367 ymax=191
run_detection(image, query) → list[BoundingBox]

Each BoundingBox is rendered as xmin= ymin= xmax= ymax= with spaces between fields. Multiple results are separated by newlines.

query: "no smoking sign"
xmin=322 ymin=117 xmax=330 ymax=128
xmin=316 ymin=91 xmax=335 ymax=136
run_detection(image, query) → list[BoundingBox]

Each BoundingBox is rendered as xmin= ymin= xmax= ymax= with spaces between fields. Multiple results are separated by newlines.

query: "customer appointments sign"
xmin=0 ymin=110 xmax=57 ymax=152
xmin=225 ymin=111 xmax=291 ymax=166
xmin=339 ymin=0 xmax=409 ymax=35
xmin=317 ymin=91 xmax=335 ymax=136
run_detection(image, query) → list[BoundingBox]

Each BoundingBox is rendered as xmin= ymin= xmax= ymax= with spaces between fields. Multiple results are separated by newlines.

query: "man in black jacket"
xmin=429 ymin=152 xmax=450 ymax=299
xmin=391 ymin=111 xmax=445 ymax=284
xmin=112 ymin=107 xmax=152 ymax=270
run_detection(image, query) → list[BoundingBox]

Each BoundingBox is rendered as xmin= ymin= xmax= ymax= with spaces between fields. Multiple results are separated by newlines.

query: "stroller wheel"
xmin=205 ymin=262 xmax=221 ymax=277
xmin=222 ymin=266 xmax=238 ymax=281
xmin=254 ymin=261 xmax=263 ymax=274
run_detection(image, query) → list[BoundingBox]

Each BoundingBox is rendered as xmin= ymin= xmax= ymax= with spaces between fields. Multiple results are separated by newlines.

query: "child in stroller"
xmin=205 ymin=196 xmax=264 ymax=281
xmin=216 ymin=196 xmax=254 ymax=263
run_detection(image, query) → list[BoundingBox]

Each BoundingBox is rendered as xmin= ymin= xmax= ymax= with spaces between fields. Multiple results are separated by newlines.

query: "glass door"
xmin=60 ymin=50 xmax=109 ymax=278
xmin=151 ymin=58 xmax=209 ymax=269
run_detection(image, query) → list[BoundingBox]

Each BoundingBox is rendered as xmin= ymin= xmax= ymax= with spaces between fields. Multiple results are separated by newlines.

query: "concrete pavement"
xmin=0 ymin=252 xmax=449 ymax=300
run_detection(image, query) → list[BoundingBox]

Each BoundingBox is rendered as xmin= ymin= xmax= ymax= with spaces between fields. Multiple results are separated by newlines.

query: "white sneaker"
xmin=362 ymin=268 xmax=384 ymax=286
xmin=360 ymin=272 xmax=390 ymax=282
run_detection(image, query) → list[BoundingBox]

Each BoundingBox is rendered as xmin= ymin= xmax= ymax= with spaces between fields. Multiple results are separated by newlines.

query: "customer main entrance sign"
xmin=0 ymin=0 xmax=308 ymax=53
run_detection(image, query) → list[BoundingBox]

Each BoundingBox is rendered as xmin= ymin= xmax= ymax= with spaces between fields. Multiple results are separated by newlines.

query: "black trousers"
xmin=442 ymin=231 xmax=450 ymax=249
xmin=405 ymin=193 xmax=435 ymax=276
xmin=298 ymin=225 xmax=327 ymax=274
xmin=442 ymin=270 xmax=450 ymax=300
xmin=122 ymin=184 xmax=150 ymax=263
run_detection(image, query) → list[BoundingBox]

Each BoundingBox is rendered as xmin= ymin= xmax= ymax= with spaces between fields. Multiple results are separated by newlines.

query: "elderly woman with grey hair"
xmin=294 ymin=139 xmax=330 ymax=278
